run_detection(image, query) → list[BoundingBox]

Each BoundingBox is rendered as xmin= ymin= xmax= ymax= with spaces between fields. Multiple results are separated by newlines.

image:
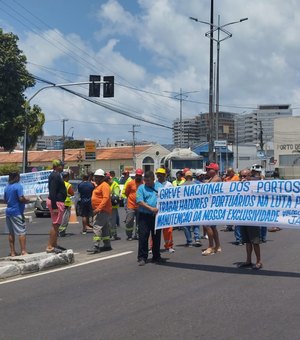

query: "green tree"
xmin=64 ymin=140 xmax=84 ymax=149
xmin=0 ymin=29 xmax=35 ymax=150
xmin=0 ymin=164 xmax=20 ymax=176
xmin=24 ymin=103 xmax=45 ymax=149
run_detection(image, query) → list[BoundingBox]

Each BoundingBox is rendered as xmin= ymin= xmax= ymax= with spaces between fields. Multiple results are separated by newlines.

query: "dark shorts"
xmin=79 ymin=200 xmax=93 ymax=217
xmin=240 ymin=226 xmax=261 ymax=244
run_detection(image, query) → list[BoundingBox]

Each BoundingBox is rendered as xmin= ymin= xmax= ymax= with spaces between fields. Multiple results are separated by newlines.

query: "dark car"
xmin=34 ymin=179 xmax=81 ymax=217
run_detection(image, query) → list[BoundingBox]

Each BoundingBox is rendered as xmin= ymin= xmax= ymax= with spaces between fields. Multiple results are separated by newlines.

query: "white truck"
xmin=163 ymin=148 xmax=204 ymax=179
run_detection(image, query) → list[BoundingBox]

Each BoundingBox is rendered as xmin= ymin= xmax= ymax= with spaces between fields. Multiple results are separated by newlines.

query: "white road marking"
xmin=0 ymin=251 xmax=133 ymax=285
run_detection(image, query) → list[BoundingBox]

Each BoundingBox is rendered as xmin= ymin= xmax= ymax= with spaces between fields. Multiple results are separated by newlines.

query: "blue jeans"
xmin=183 ymin=225 xmax=200 ymax=244
xmin=234 ymin=226 xmax=242 ymax=242
xmin=260 ymin=227 xmax=267 ymax=241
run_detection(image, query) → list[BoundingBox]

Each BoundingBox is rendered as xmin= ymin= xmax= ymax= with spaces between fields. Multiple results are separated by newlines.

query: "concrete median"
xmin=0 ymin=249 xmax=74 ymax=280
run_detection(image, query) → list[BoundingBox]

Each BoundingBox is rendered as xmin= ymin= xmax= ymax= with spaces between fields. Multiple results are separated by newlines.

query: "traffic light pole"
xmin=22 ymin=79 xmax=109 ymax=173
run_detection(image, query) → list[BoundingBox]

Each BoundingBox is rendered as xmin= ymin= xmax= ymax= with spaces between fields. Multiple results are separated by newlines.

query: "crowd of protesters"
xmin=2 ymin=158 xmax=283 ymax=271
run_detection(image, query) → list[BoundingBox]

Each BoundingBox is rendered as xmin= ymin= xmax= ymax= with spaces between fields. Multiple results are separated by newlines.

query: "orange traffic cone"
xmin=69 ymin=203 xmax=79 ymax=224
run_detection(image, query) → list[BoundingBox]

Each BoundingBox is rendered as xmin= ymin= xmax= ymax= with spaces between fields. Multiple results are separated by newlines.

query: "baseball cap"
xmin=185 ymin=170 xmax=193 ymax=177
xmin=195 ymin=169 xmax=207 ymax=176
xmin=52 ymin=159 xmax=64 ymax=167
xmin=155 ymin=168 xmax=166 ymax=175
xmin=94 ymin=169 xmax=105 ymax=176
xmin=206 ymin=163 xmax=219 ymax=171
xmin=135 ymin=168 xmax=144 ymax=175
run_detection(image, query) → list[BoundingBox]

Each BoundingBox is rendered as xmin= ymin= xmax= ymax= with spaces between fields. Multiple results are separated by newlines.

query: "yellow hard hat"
xmin=155 ymin=168 xmax=166 ymax=175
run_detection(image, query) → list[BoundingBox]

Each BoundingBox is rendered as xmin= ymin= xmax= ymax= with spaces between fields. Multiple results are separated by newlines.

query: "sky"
xmin=1 ymin=0 xmax=300 ymax=146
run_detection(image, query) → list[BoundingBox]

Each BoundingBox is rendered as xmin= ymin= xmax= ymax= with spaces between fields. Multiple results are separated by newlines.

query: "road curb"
xmin=0 ymin=250 xmax=74 ymax=280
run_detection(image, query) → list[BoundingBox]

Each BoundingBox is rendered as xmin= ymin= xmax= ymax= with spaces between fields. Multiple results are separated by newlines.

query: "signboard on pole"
xmin=85 ymin=141 xmax=96 ymax=160
xmin=214 ymin=140 xmax=227 ymax=148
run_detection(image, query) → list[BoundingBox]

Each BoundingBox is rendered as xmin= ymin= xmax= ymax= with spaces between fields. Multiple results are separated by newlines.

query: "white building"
xmin=274 ymin=116 xmax=300 ymax=179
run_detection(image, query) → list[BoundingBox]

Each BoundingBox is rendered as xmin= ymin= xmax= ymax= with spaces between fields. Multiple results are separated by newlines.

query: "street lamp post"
xmin=190 ymin=14 xmax=248 ymax=162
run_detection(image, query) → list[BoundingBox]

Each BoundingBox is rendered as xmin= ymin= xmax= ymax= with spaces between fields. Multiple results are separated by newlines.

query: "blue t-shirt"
xmin=4 ymin=182 xmax=25 ymax=216
xmin=78 ymin=181 xmax=94 ymax=202
xmin=136 ymin=182 xmax=163 ymax=214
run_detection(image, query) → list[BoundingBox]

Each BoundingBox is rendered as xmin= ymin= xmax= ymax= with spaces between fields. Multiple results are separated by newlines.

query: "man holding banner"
xmin=238 ymin=169 xmax=263 ymax=270
xmin=136 ymin=171 xmax=164 ymax=266
xmin=202 ymin=163 xmax=222 ymax=256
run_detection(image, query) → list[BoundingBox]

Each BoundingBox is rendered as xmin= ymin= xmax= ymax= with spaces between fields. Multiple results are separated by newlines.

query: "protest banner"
xmin=0 ymin=170 xmax=51 ymax=199
xmin=155 ymin=180 xmax=300 ymax=230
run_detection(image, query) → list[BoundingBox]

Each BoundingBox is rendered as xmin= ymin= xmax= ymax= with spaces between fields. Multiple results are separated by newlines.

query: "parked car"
xmin=34 ymin=179 xmax=81 ymax=217
xmin=34 ymin=194 xmax=50 ymax=217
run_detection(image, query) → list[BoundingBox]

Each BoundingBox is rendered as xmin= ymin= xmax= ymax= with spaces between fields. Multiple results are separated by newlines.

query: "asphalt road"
xmin=1 ymin=208 xmax=300 ymax=339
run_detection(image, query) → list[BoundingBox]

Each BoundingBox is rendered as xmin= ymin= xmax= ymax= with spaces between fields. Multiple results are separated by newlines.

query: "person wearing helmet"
xmin=87 ymin=169 xmax=112 ymax=254
xmin=106 ymin=174 xmax=121 ymax=241
xmin=124 ymin=168 xmax=144 ymax=240
xmin=202 ymin=163 xmax=222 ymax=256
xmin=46 ymin=159 xmax=67 ymax=254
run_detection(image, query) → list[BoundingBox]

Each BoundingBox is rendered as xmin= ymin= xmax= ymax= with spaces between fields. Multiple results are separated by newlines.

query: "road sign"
xmin=257 ymin=150 xmax=266 ymax=159
xmin=214 ymin=140 xmax=227 ymax=147
xmin=85 ymin=141 xmax=96 ymax=160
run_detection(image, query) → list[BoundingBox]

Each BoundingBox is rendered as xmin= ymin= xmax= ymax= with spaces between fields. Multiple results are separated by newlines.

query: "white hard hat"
xmin=196 ymin=169 xmax=207 ymax=176
xmin=94 ymin=169 xmax=105 ymax=176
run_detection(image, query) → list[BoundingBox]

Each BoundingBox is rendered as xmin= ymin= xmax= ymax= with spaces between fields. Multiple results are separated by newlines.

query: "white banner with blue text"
xmin=155 ymin=180 xmax=300 ymax=230
xmin=0 ymin=170 xmax=51 ymax=200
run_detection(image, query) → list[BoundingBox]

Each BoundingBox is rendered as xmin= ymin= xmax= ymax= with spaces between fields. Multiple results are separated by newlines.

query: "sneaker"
xmin=194 ymin=241 xmax=202 ymax=247
xmin=168 ymin=248 xmax=175 ymax=253
xmin=133 ymin=235 xmax=139 ymax=240
xmin=148 ymin=249 xmax=152 ymax=254
xmin=138 ymin=259 xmax=146 ymax=266
xmin=201 ymin=235 xmax=208 ymax=239
xmin=127 ymin=237 xmax=133 ymax=241
xmin=86 ymin=245 xmax=101 ymax=254
xmin=185 ymin=243 xmax=193 ymax=248
xmin=81 ymin=231 xmax=87 ymax=235
xmin=113 ymin=236 xmax=121 ymax=240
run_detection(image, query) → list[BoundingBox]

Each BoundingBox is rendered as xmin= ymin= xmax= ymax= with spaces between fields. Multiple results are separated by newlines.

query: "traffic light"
xmin=103 ymin=76 xmax=114 ymax=97
xmin=89 ymin=75 xmax=101 ymax=97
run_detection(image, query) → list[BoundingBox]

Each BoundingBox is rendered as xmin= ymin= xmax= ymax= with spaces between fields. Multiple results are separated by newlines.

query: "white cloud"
xmin=5 ymin=0 xmax=300 ymax=144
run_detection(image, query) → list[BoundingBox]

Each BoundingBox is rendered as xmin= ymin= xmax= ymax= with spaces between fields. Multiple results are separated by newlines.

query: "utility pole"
xmin=165 ymin=89 xmax=200 ymax=148
xmin=62 ymin=119 xmax=68 ymax=163
xmin=258 ymin=120 xmax=265 ymax=169
xmin=208 ymin=0 xmax=214 ymax=162
xmin=129 ymin=124 xmax=140 ymax=169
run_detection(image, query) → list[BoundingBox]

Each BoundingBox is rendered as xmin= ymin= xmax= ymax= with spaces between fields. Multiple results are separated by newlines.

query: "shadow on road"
xmin=163 ymin=261 xmax=300 ymax=278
